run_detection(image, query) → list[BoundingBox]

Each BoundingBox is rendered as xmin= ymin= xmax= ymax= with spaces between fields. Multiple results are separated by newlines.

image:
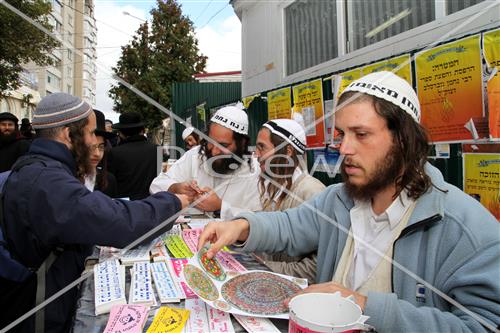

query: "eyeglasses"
xmin=89 ymin=143 xmax=106 ymax=152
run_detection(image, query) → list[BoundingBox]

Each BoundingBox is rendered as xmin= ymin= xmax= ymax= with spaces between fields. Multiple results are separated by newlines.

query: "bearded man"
xmin=150 ymin=106 xmax=262 ymax=219
xmin=0 ymin=112 xmax=30 ymax=172
xmin=1 ymin=93 xmax=187 ymax=333
xmin=198 ymin=72 xmax=499 ymax=332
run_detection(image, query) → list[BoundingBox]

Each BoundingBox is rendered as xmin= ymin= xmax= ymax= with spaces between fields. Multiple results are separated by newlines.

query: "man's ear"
xmin=60 ymin=126 xmax=72 ymax=148
xmin=286 ymin=144 xmax=293 ymax=157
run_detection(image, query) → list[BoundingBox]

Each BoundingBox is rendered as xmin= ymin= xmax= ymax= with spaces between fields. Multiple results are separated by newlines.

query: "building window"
xmin=285 ymin=0 xmax=338 ymax=75
xmin=67 ymin=50 xmax=72 ymax=61
xmin=67 ymin=66 xmax=72 ymax=78
xmin=447 ymin=0 xmax=485 ymax=14
xmin=347 ymin=0 xmax=435 ymax=51
xmin=47 ymin=71 xmax=61 ymax=89
xmin=67 ymin=85 xmax=72 ymax=94
xmin=68 ymin=14 xmax=73 ymax=27
xmin=52 ymin=0 xmax=62 ymax=14
xmin=66 ymin=31 xmax=73 ymax=44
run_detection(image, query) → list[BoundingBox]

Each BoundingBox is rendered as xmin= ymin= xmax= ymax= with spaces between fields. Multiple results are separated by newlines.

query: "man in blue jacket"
xmin=0 ymin=93 xmax=188 ymax=333
xmin=198 ymin=72 xmax=499 ymax=332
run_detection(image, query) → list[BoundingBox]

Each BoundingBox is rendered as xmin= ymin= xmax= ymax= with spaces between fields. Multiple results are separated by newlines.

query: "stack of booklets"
xmin=151 ymin=262 xmax=183 ymax=303
xmin=129 ymin=262 xmax=157 ymax=307
xmin=103 ymin=304 xmax=149 ymax=333
xmin=94 ymin=259 xmax=126 ymax=315
xmin=119 ymin=246 xmax=151 ymax=265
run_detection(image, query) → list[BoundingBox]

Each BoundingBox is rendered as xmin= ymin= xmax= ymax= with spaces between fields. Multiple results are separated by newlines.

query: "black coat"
xmin=0 ymin=134 xmax=30 ymax=172
xmin=107 ymin=135 xmax=159 ymax=200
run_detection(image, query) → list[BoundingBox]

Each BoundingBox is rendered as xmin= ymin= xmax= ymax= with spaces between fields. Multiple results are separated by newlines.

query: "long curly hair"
xmin=259 ymin=130 xmax=304 ymax=210
xmin=338 ymin=91 xmax=432 ymax=200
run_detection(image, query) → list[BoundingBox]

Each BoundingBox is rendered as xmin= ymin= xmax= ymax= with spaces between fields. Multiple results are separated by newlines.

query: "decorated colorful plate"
xmin=197 ymin=246 xmax=227 ymax=281
xmin=221 ymin=271 xmax=301 ymax=315
xmin=183 ymin=264 xmax=219 ymax=301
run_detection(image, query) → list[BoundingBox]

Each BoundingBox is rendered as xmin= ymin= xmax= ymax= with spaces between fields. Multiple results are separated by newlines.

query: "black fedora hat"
xmin=0 ymin=112 xmax=19 ymax=123
xmin=112 ymin=112 xmax=144 ymax=130
xmin=93 ymin=109 xmax=116 ymax=139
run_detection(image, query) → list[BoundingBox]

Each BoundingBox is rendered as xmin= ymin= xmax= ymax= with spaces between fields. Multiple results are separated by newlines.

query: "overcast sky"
xmin=94 ymin=0 xmax=241 ymax=122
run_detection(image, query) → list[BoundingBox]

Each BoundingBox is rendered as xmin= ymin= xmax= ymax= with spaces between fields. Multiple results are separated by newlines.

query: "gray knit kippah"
xmin=32 ymin=92 xmax=92 ymax=129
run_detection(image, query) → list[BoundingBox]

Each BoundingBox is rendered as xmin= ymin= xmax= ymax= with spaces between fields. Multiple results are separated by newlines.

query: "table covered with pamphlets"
xmin=71 ymin=218 xmax=291 ymax=333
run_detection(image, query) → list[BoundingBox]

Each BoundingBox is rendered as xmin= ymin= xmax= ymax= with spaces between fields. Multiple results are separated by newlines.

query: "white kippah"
xmin=341 ymin=71 xmax=420 ymax=122
xmin=210 ymin=106 xmax=249 ymax=135
xmin=263 ymin=119 xmax=307 ymax=154
xmin=182 ymin=127 xmax=194 ymax=140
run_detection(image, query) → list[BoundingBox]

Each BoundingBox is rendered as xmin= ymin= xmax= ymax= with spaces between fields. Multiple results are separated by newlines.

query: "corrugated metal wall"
xmin=171 ymin=81 xmax=241 ymax=158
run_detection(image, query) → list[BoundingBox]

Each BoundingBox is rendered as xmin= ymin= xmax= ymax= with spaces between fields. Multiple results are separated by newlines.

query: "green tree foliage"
xmin=0 ymin=0 xmax=59 ymax=97
xmin=109 ymin=0 xmax=207 ymax=129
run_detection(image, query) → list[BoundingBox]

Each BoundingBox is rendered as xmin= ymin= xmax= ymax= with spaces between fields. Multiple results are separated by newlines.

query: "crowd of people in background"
xmin=0 ymin=71 xmax=498 ymax=333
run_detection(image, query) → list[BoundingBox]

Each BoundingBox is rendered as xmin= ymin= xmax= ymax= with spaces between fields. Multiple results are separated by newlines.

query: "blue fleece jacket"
xmin=238 ymin=163 xmax=499 ymax=332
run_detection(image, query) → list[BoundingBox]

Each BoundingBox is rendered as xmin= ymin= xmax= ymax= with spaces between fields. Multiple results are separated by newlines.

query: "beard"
xmin=342 ymin=143 xmax=403 ymax=202
xmin=205 ymin=150 xmax=242 ymax=175
xmin=0 ymin=131 xmax=16 ymax=146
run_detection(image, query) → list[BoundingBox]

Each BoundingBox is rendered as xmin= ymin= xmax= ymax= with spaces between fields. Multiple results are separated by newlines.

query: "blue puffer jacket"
xmin=238 ymin=163 xmax=499 ymax=332
xmin=1 ymin=138 xmax=181 ymax=332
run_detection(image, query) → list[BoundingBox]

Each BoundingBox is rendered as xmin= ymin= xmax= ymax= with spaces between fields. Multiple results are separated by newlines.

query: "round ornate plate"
xmin=198 ymin=247 xmax=227 ymax=281
xmin=183 ymin=264 xmax=219 ymax=301
xmin=221 ymin=271 xmax=301 ymax=315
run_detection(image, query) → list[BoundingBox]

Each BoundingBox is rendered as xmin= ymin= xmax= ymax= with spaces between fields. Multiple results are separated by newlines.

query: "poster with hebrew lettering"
xmin=483 ymin=28 xmax=500 ymax=139
xmin=362 ymin=54 xmax=412 ymax=86
xmin=416 ymin=35 xmax=484 ymax=142
xmin=292 ymin=79 xmax=325 ymax=148
xmin=462 ymin=144 xmax=500 ymax=221
xmin=267 ymin=87 xmax=292 ymax=120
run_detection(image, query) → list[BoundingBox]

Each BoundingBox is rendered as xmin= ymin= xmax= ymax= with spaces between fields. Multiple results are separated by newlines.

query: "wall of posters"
xmin=292 ymin=79 xmax=325 ymax=148
xmin=362 ymin=54 xmax=413 ymax=85
xmin=462 ymin=143 xmax=500 ymax=221
xmin=267 ymin=87 xmax=292 ymax=120
xmin=483 ymin=29 xmax=500 ymax=139
xmin=416 ymin=35 xmax=484 ymax=142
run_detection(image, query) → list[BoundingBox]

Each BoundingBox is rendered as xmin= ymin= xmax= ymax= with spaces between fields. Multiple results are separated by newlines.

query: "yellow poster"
xmin=267 ymin=87 xmax=292 ymax=120
xmin=242 ymin=94 xmax=259 ymax=109
xmin=416 ymin=35 xmax=483 ymax=142
xmin=337 ymin=68 xmax=362 ymax=96
xmin=292 ymin=79 xmax=325 ymax=148
xmin=483 ymin=28 xmax=500 ymax=139
xmin=362 ymin=54 xmax=412 ymax=85
xmin=463 ymin=152 xmax=500 ymax=221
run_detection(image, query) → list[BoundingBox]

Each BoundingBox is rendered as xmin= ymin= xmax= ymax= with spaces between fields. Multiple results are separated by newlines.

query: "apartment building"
xmin=0 ymin=0 xmax=97 ymax=120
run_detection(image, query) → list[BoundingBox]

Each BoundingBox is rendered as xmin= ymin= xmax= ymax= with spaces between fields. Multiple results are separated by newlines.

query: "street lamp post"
xmin=123 ymin=11 xmax=146 ymax=23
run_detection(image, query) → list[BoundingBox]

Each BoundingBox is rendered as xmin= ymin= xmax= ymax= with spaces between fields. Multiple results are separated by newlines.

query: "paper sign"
xmin=416 ymin=35 xmax=484 ymax=142
xmin=164 ymin=235 xmax=193 ymax=258
xmin=146 ymin=307 xmax=190 ymax=333
xmin=103 ymin=305 xmax=149 ymax=333
xmin=292 ymin=79 xmax=325 ymax=148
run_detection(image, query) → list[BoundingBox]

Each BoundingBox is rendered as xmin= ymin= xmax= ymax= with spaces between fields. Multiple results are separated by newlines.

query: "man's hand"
xmin=168 ymin=181 xmax=201 ymax=200
xmin=284 ymin=282 xmax=367 ymax=311
xmin=197 ymin=219 xmax=250 ymax=259
xmin=175 ymin=194 xmax=191 ymax=209
xmin=194 ymin=187 xmax=222 ymax=212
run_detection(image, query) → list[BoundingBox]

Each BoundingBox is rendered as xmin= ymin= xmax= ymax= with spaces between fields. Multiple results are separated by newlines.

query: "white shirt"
xmin=84 ymin=173 xmax=96 ymax=192
xmin=150 ymin=146 xmax=262 ymax=220
xmin=348 ymin=191 xmax=414 ymax=290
